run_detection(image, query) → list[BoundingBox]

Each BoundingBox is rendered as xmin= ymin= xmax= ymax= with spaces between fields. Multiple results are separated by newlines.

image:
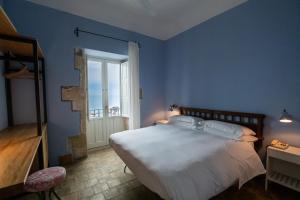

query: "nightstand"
xmin=265 ymin=145 xmax=300 ymax=192
xmin=156 ymin=120 xmax=169 ymax=125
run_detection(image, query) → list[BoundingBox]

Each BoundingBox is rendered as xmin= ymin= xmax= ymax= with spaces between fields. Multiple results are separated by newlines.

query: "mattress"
xmin=110 ymin=124 xmax=265 ymax=200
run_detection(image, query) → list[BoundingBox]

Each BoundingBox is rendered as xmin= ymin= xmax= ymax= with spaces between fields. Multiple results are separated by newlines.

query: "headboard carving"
xmin=180 ymin=107 xmax=265 ymax=140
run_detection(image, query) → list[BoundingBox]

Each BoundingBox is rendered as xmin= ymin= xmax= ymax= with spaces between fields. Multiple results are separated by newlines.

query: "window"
xmin=87 ymin=57 xmax=129 ymax=119
xmin=107 ymin=63 xmax=121 ymax=117
xmin=88 ymin=60 xmax=103 ymax=118
xmin=121 ymin=61 xmax=129 ymax=116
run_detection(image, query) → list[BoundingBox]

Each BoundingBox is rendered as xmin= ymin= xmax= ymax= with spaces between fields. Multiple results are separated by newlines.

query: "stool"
xmin=24 ymin=167 xmax=66 ymax=200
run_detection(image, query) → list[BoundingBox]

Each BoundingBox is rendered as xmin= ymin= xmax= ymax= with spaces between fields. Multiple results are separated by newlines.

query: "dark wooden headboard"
xmin=180 ymin=107 xmax=265 ymax=141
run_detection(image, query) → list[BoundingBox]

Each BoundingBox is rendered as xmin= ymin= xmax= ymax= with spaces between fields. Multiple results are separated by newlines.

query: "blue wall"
xmin=3 ymin=0 xmax=166 ymax=165
xmin=165 ymin=0 xmax=300 ymax=153
xmin=2 ymin=0 xmax=300 ymax=164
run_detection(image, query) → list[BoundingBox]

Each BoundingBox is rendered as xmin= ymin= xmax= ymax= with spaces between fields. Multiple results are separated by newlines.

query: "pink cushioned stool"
xmin=24 ymin=167 xmax=66 ymax=200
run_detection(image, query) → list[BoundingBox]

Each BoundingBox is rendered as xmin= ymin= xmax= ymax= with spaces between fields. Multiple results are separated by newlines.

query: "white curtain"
xmin=128 ymin=42 xmax=140 ymax=130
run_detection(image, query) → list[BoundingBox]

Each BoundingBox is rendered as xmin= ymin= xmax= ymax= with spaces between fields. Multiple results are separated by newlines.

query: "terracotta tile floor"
xmin=13 ymin=148 xmax=299 ymax=200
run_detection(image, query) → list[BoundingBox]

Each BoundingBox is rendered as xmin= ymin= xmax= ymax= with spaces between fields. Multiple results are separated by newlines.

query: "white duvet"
xmin=110 ymin=124 xmax=265 ymax=200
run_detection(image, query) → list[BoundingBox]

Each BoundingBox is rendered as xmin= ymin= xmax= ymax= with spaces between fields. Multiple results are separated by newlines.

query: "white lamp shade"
xmin=279 ymin=109 xmax=293 ymax=123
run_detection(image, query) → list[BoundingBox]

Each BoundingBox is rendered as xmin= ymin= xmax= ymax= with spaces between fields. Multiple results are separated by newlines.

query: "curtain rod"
xmin=74 ymin=27 xmax=141 ymax=48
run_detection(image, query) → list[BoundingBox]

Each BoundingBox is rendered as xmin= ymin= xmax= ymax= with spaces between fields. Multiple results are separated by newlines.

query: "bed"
xmin=110 ymin=107 xmax=266 ymax=200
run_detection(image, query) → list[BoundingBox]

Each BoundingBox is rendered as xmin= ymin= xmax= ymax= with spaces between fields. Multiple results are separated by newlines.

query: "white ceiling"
xmin=27 ymin=0 xmax=247 ymax=40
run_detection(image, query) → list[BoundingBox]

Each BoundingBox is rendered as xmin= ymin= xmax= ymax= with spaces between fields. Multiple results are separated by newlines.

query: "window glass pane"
xmin=107 ymin=63 xmax=121 ymax=116
xmin=121 ymin=62 xmax=129 ymax=116
xmin=88 ymin=60 xmax=103 ymax=118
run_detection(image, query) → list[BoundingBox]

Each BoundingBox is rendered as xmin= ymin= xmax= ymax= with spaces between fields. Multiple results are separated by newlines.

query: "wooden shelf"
xmin=0 ymin=123 xmax=47 ymax=190
xmin=5 ymin=72 xmax=35 ymax=79
xmin=0 ymin=7 xmax=43 ymax=58
xmin=3 ymin=66 xmax=40 ymax=80
xmin=268 ymin=171 xmax=300 ymax=192
xmin=0 ymin=7 xmax=48 ymax=198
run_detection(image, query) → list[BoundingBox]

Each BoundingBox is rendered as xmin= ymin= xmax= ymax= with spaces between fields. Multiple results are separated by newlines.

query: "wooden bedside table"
xmin=265 ymin=145 xmax=300 ymax=192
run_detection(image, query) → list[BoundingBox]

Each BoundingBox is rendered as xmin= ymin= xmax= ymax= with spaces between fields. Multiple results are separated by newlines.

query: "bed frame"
xmin=180 ymin=107 xmax=265 ymax=141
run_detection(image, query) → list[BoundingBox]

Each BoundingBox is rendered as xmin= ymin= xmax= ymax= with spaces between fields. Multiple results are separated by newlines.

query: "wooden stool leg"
xmin=50 ymin=188 xmax=61 ymax=200
xmin=37 ymin=192 xmax=45 ymax=200
xmin=49 ymin=188 xmax=52 ymax=200
xmin=41 ymin=191 xmax=46 ymax=200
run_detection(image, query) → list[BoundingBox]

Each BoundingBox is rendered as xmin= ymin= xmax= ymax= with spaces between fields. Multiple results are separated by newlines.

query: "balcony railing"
xmin=89 ymin=109 xmax=104 ymax=118
xmin=89 ymin=107 xmax=120 ymax=118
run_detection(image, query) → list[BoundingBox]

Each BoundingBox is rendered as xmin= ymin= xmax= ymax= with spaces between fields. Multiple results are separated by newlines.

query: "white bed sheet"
xmin=110 ymin=124 xmax=265 ymax=200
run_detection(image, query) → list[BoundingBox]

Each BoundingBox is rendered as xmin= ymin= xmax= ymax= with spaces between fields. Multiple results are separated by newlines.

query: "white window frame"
xmin=87 ymin=56 xmax=124 ymax=120
xmin=120 ymin=60 xmax=129 ymax=118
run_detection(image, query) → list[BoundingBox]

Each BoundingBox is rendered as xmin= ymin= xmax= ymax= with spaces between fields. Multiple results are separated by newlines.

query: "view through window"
xmin=88 ymin=58 xmax=129 ymax=119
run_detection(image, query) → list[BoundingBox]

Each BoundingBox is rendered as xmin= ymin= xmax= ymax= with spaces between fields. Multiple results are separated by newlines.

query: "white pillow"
xmin=192 ymin=116 xmax=205 ymax=126
xmin=204 ymin=120 xmax=256 ymax=139
xmin=169 ymin=115 xmax=204 ymax=128
xmin=238 ymin=135 xmax=258 ymax=142
xmin=169 ymin=115 xmax=194 ymax=124
xmin=203 ymin=127 xmax=259 ymax=142
xmin=205 ymin=120 xmax=256 ymax=136
xmin=195 ymin=120 xmax=206 ymax=130
xmin=204 ymin=127 xmax=235 ymax=139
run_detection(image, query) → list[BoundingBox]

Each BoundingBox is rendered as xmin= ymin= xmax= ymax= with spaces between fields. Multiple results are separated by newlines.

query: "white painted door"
xmin=87 ymin=117 xmax=127 ymax=149
xmin=86 ymin=57 xmax=129 ymax=149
